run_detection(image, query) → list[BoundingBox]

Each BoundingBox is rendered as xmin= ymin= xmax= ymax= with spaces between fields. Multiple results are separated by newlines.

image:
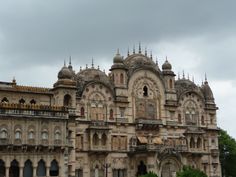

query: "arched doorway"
xmin=0 ymin=160 xmax=5 ymax=177
xmin=37 ymin=160 xmax=46 ymax=176
xmin=9 ymin=160 xmax=19 ymax=177
xmin=23 ymin=160 xmax=33 ymax=177
xmin=161 ymin=159 xmax=180 ymax=177
xmin=63 ymin=94 xmax=72 ymax=107
xmin=137 ymin=161 xmax=147 ymax=177
xmin=50 ymin=160 xmax=59 ymax=176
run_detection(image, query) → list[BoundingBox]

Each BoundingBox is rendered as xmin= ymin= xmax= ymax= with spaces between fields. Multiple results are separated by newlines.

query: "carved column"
xmin=5 ymin=166 xmax=9 ymax=177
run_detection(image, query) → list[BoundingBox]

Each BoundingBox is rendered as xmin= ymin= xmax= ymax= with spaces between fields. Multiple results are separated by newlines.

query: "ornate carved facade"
xmin=0 ymin=47 xmax=221 ymax=177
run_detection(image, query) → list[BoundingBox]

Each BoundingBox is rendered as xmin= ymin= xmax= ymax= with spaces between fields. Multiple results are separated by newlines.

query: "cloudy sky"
xmin=0 ymin=0 xmax=235 ymax=138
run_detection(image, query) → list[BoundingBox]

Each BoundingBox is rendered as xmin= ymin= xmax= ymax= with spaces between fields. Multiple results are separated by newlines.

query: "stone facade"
xmin=0 ymin=48 xmax=221 ymax=177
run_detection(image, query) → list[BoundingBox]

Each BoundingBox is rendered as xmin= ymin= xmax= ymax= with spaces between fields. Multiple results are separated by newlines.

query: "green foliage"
xmin=219 ymin=129 xmax=236 ymax=177
xmin=176 ymin=166 xmax=207 ymax=177
xmin=138 ymin=171 xmax=158 ymax=177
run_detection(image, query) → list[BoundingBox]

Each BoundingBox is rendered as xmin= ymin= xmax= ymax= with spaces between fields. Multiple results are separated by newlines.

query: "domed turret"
xmin=113 ymin=49 xmax=123 ymax=64
xmin=162 ymin=59 xmax=172 ymax=70
xmin=201 ymin=79 xmax=214 ymax=103
xmin=58 ymin=64 xmax=73 ymax=80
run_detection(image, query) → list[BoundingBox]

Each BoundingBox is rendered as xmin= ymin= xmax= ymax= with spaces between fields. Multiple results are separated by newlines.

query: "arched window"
xmin=28 ymin=130 xmax=34 ymax=139
xmin=19 ymin=98 xmax=25 ymax=104
xmin=101 ymin=134 xmax=107 ymax=146
xmin=0 ymin=160 xmax=5 ymax=177
xmin=23 ymin=160 xmax=33 ymax=177
xmin=0 ymin=129 xmax=7 ymax=139
xmin=81 ymin=107 xmax=85 ymax=117
xmin=1 ymin=97 xmax=8 ymax=103
xmin=190 ymin=137 xmax=195 ymax=149
xmin=185 ymin=101 xmax=197 ymax=125
xmin=30 ymin=99 xmax=36 ymax=104
xmin=63 ymin=94 xmax=72 ymax=107
xmin=55 ymin=130 xmax=61 ymax=140
xmin=169 ymin=79 xmax=173 ymax=89
xmin=9 ymin=160 xmax=19 ymax=177
xmin=41 ymin=130 xmax=48 ymax=140
xmin=178 ymin=114 xmax=182 ymax=123
xmin=37 ymin=160 xmax=46 ymax=176
xmin=120 ymin=73 xmax=124 ymax=84
xmin=109 ymin=109 xmax=113 ymax=119
xmin=197 ymin=137 xmax=202 ymax=149
xmin=143 ymin=86 xmax=148 ymax=97
xmin=93 ymin=134 xmax=99 ymax=146
xmin=50 ymin=160 xmax=59 ymax=176
xmin=15 ymin=129 xmax=21 ymax=139
xmin=201 ymin=116 xmax=205 ymax=125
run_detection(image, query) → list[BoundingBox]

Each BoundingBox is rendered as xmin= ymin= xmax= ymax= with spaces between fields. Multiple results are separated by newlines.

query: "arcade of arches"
xmin=0 ymin=159 xmax=59 ymax=177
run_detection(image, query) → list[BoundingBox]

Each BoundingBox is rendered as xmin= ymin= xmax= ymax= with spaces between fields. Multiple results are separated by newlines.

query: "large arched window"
xmin=185 ymin=101 xmax=198 ymax=125
xmin=37 ymin=160 xmax=46 ymax=176
xmin=63 ymin=94 xmax=72 ymax=107
xmin=50 ymin=160 xmax=59 ymax=176
xmin=23 ymin=160 xmax=33 ymax=177
xmin=41 ymin=130 xmax=48 ymax=140
xmin=9 ymin=160 xmax=19 ymax=177
xmin=55 ymin=130 xmax=61 ymax=140
xmin=15 ymin=130 xmax=21 ymax=139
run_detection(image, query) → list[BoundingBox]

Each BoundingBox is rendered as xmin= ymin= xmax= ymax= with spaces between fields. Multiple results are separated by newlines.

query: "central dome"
xmin=124 ymin=53 xmax=156 ymax=67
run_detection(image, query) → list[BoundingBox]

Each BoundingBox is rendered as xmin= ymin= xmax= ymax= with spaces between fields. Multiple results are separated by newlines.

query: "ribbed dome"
xmin=113 ymin=53 xmax=123 ymax=63
xmin=58 ymin=66 xmax=73 ymax=80
xmin=124 ymin=53 xmax=156 ymax=67
xmin=201 ymin=81 xmax=214 ymax=102
xmin=162 ymin=60 xmax=172 ymax=70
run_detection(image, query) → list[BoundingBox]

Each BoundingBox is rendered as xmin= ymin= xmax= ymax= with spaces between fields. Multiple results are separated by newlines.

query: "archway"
xmin=63 ymin=94 xmax=72 ymax=107
xmin=23 ymin=160 xmax=33 ymax=177
xmin=50 ymin=160 xmax=59 ymax=176
xmin=36 ymin=160 xmax=46 ymax=176
xmin=9 ymin=160 xmax=19 ymax=177
xmin=137 ymin=161 xmax=147 ymax=177
xmin=0 ymin=160 xmax=5 ymax=177
xmin=161 ymin=158 xmax=180 ymax=177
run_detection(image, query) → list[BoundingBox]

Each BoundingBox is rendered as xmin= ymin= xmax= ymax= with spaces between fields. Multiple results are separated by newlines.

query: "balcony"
xmin=87 ymin=121 xmax=110 ymax=130
xmin=135 ymin=118 xmax=163 ymax=130
xmin=0 ymin=103 xmax=68 ymax=119
xmin=116 ymin=118 xmax=129 ymax=124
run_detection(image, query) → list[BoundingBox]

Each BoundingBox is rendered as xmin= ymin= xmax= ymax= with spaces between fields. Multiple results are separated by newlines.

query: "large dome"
xmin=124 ymin=53 xmax=156 ymax=67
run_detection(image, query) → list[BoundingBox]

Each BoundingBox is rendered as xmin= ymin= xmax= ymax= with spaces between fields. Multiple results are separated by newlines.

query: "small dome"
xmin=113 ymin=51 xmax=123 ymax=63
xmin=162 ymin=60 xmax=172 ymax=70
xmin=201 ymin=81 xmax=214 ymax=102
xmin=58 ymin=66 xmax=73 ymax=80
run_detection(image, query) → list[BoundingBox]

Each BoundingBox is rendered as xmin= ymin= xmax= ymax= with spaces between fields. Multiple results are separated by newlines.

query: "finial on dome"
xmin=155 ymin=57 xmax=158 ymax=66
xmin=150 ymin=51 xmax=153 ymax=60
xmin=145 ymin=47 xmax=147 ymax=56
xmin=86 ymin=64 xmax=88 ymax=69
xmin=80 ymin=66 xmax=82 ymax=71
xmin=192 ymin=76 xmax=195 ymax=83
xmin=98 ymin=65 xmax=100 ymax=70
xmin=117 ymin=48 xmax=120 ymax=55
xmin=139 ymin=42 xmax=141 ymax=54
xmin=12 ymin=76 xmax=16 ymax=84
xmin=178 ymin=72 xmax=180 ymax=80
xmin=166 ymin=56 xmax=168 ymax=61
xmin=127 ymin=47 xmax=130 ymax=56
xmin=92 ymin=58 xmax=94 ymax=69
xmin=205 ymin=73 xmax=207 ymax=82
xmin=64 ymin=60 xmax=66 ymax=67
xmin=133 ymin=45 xmax=135 ymax=54
xmin=183 ymin=70 xmax=185 ymax=79
xmin=187 ymin=73 xmax=190 ymax=80
xmin=68 ymin=56 xmax=72 ymax=70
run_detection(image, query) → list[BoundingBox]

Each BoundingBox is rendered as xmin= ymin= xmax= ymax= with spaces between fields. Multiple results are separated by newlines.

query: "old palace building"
xmin=0 ymin=47 xmax=221 ymax=177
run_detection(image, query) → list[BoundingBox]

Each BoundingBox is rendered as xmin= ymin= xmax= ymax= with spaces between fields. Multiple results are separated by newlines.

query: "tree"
xmin=176 ymin=166 xmax=207 ymax=177
xmin=219 ymin=129 xmax=236 ymax=177
xmin=139 ymin=171 xmax=158 ymax=177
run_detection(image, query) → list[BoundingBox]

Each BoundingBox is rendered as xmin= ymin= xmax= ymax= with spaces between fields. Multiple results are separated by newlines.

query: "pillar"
xmin=20 ymin=166 xmax=24 ymax=177
xmin=33 ymin=166 xmax=37 ymax=177
xmin=5 ymin=166 xmax=9 ymax=177
xmin=46 ymin=166 xmax=50 ymax=177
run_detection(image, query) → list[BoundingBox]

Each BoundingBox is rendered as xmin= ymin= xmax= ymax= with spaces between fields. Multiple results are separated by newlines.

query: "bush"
xmin=139 ymin=171 xmax=158 ymax=177
xmin=177 ymin=166 xmax=208 ymax=177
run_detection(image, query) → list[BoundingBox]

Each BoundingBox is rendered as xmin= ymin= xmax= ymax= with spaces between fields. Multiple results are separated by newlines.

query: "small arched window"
xmin=197 ymin=137 xmax=202 ymax=149
xmin=1 ymin=97 xmax=8 ymax=103
xmin=143 ymin=86 xmax=148 ymax=97
xmin=42 ymin=130 xmax=48 ymax=140
xmin=169 ymin=79 xmax=173 ymax=89
xmin=81 ymin=107 xmax=85 ymax=117
xmin=190 ymin=137 xmax=195 ymax=148
xmin=55 ymin=130 xmax=61 ymax=140
xmin=19 ymin=98 xmax=25 ymax=104
xmin=30 ymin=99 xmax=36 ymax=104
xmin=15 ymin=130 xmax=21 ymax=139
xmin=109 ymin=109 xmax=114 ymax=119
xmin=201 ymin=116 xmax=205 ymax=125
xmin=63 ymin=94 xmax=72 ymax=107
xmin=120 ymin=73 xmax=124 ymax=84
xmin=101 ymin=134 xmax=107 ymax=146
xmin=28 ymin=131 xmax=34 ymax=139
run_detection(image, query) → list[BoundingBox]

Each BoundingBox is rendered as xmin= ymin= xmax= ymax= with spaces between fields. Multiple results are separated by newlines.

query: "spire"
xmin=86 ymin=64 xmax=88 ymax=69
xmin=205 ymin=73 xmax=208 ymax=84
xmin=12 ymin=76 xmax=16 ymax=84
xmin=187 ymin=73 xmax=189 ymax=80
xmin=145 ymin=47 xmax=147 ymax=56
xmin=183 ymin=70 xmax=185 ymax=79
xmin=64 ymin=60 xmax=66 ymax=67
xmin=91 ymin=58 xmax=94 ymax=69
xmin=155 ymin=57 xmax=158 ymax=66
xmin=166 ymin=56 xmax=168 ymax=61
xmin=117 ymin=48 xmax=120 ymax=55
xmin=80 ymin=66 xmax=82 ymax=71
xmin=97 ymin=65 xmax=100 ymax=70
xmin=178 ymin=72 xmax=180 ymax=80
xmin=133 ymin=45 xmax=135 ymax=54
xmin=150 ymin=51 xmax=153 ymax=60
xmin=138 ymin=42 xmax=141 ymax=54
xmin=68 ymin=56 xmax=72 ymax=70
xmin=127 ymin=47 xmax=130 ymax=56
xmin=192 ymin=76 xmax=195 ymax=83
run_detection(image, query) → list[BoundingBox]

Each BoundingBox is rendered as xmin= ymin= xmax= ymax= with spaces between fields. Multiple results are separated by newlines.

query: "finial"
xmin=64 ymin=60 xmax=66 ymax=67
xmin=97 ymin=65 xmax=100 ymax=70
xmin=133 ymin=45 xmax=135 ymax=54
xmin=127 ymin=47 xmax=130 ymax=56
xmin=178 ymin=72 xmax=180 ymax=80
xmin=117 ymin=48 xmax=120 ymax=55
xmin=69 ymin=56 xmax=71 ymax=65
xmin=166 ymin=56 xmax=168 ymax=61
xmin=155 ymin=57 xmax=158 ymax=66
xmin=86 ymin=64 xmax=88 ymax=69
xmin=12 ymin=76 xmax=16 ymax=83
xmin=139 ymin=42 xmax=141 ymax=54
xmin=92 ymin=58 xmax=94 ymax=68
xmin=80 ymin=66 xmax=82 ymax=71
xmin=150 ymin=51 xmax=153 ymax=60
xmin=145 ymin=47 xmax=147 ymax=56
xmin=183 ymin=70 xmax=185 ymax=79
xmin=192 ymin=76 xmax=195 ymax=83
xmin=68 ymin=56 xmax=72 ymax=69
xmin=187 ymin=73 xmax=190 ymax=80
xmin=205 ymin=73 xmax=207 ymax=82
